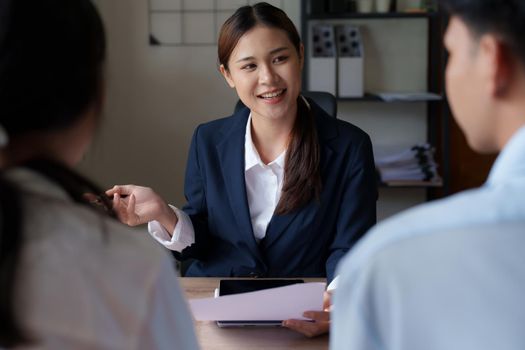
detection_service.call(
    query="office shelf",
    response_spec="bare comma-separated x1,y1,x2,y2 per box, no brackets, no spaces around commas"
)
379,180,443,188
337,93,383,102
338,92,443,102
301,2,449,201
306,11,438,20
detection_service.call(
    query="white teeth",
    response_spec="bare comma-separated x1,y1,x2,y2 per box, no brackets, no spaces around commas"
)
260,89,284,98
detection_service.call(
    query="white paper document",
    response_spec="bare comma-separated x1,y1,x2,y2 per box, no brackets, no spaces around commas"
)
188,282,326,321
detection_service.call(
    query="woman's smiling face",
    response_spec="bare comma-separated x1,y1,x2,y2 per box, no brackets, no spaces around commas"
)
220,25,304,123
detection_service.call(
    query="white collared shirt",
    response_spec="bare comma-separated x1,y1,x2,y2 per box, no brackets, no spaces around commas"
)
244,113,286,241
148,113,285,249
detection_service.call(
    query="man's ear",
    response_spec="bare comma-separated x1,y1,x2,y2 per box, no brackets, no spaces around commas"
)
219,64,235,88
480,34,512,97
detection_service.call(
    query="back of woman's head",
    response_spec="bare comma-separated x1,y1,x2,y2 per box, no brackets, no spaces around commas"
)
218,2,301,70
0,0,106,137
0,0,106,346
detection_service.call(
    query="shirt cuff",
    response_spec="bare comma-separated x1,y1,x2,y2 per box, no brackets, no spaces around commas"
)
327,275,339,291
148,205,195,252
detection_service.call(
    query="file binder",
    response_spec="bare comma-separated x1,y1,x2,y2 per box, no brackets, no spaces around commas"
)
336,25,364,98
308,24,337,95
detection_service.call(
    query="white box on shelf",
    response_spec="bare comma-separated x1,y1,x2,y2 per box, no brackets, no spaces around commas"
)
336,25,364,98
308,24,336,96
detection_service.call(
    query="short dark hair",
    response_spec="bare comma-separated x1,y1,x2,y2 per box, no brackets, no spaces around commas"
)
442,0,525,66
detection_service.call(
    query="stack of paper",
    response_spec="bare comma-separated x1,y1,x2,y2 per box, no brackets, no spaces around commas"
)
375,143,441,185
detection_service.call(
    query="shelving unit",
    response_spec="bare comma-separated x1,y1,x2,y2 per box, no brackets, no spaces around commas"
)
337,92,442,102
306,11,438,20
380,179,443,188
301,3,449,217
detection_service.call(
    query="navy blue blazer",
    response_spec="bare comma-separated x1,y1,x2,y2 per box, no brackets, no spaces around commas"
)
175,100,377,282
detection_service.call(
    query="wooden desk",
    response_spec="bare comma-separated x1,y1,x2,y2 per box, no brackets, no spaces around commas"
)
181,277,329,350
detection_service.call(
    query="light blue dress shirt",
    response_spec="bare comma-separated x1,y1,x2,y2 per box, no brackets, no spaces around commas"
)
332,126,525,350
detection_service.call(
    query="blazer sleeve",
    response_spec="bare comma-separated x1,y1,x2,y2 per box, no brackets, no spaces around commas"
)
325,133,377,282
173,125,212,261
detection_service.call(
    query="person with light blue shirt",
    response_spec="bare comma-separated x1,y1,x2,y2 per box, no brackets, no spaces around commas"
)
331,0,525,349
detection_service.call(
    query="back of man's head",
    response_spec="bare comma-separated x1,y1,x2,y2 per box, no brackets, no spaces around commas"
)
442,0,525,68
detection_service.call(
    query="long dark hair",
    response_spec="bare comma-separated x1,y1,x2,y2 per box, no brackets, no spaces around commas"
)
0,0,108,346
218,2,322,214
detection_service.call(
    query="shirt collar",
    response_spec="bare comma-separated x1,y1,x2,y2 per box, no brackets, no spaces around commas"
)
300,94,311,110
244,113,286,171
6,168,71,201
243,95,310,171
486,124,525,185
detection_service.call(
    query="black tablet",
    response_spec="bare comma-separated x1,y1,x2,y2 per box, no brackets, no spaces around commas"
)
217,279,304,327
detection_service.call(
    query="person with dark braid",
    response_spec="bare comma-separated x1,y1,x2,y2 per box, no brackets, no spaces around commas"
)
0,0,198,348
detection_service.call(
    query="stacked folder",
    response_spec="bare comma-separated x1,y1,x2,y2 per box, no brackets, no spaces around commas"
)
375,143,441,185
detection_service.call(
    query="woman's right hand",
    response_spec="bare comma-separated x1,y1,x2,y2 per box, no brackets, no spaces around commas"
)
106,185,178,234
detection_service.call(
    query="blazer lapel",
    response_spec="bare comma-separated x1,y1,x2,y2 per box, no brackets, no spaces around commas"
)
314,101,337,177
263,208,303,249
263,104,337,248
215,108,262,257
262,144,334,248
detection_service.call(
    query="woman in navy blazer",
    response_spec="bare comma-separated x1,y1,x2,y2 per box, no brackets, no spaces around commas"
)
109,3,376,285
178,99,377,282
